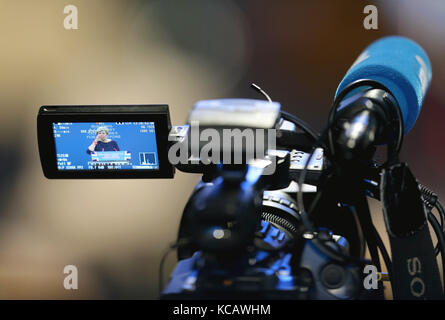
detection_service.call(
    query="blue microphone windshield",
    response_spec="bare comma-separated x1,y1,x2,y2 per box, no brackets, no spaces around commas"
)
335,36,432,134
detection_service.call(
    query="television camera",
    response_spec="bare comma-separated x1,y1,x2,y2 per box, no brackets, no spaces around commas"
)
37,36,445,300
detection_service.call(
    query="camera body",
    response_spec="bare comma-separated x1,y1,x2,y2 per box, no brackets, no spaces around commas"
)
37,100,368,300
162,186,364,300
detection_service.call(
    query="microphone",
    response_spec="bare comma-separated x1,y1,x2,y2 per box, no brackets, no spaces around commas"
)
336,36,432,134
333,37,444,299
331,36,432,159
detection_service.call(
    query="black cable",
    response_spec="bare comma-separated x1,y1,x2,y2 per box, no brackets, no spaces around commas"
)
350,206,367,258
420,184,438,209
300,80,404,275
297,128,328,227
433,202,445,256
296,86,403,269
297,108,348,225
435,202,445,256
159,245,175,297
372,224,393,297
158,239,191,297
431,207,443,256
295,132,371,265
251,83,328,231
252,82,387,268
354,195,382,272
280,110,320,142
435,201,445,233
307,189,324,216
249,83,320,143
268,108,361,265
372,224,392,278
278,111,353,266
427,212,445,290
297,92,378,220
418,185,445,256
293,106,377,265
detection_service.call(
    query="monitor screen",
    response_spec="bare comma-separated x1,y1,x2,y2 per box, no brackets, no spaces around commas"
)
53,122,159,171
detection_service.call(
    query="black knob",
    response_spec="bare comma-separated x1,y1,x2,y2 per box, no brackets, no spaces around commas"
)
320,264,346,289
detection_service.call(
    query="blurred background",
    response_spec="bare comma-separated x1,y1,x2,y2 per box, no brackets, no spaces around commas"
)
0,0,444,299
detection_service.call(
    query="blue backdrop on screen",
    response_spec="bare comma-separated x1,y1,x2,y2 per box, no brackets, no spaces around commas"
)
53,122,159,170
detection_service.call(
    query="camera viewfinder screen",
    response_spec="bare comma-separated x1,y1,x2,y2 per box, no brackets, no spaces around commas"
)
53,122,159,171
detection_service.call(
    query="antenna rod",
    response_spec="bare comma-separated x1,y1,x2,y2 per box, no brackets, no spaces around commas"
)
250,83,272,103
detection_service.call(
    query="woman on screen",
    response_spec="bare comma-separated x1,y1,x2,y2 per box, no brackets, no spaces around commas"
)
86,126,120,154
